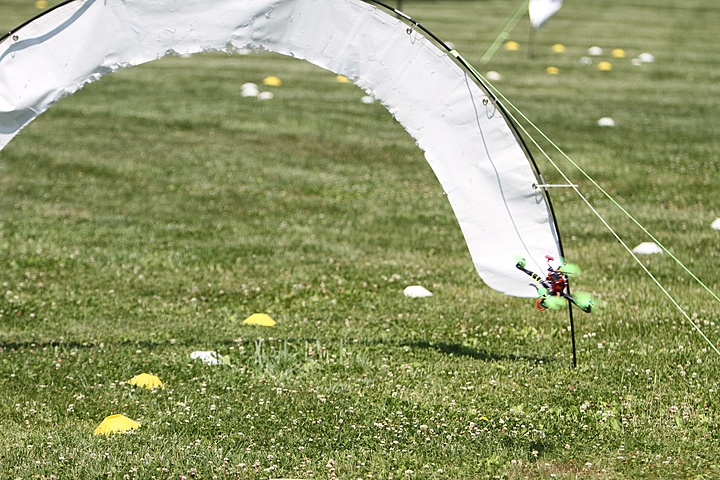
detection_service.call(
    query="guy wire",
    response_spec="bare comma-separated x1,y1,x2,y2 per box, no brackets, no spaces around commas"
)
478,0,529,65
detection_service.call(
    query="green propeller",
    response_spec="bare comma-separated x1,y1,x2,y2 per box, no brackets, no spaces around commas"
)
574,291,601,313
544,295,567,310
560,262,582,276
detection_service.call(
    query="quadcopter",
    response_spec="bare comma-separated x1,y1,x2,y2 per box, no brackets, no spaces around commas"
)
515,255,596,313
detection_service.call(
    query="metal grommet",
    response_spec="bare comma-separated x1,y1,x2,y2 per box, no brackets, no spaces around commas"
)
12,35,19,41
406,27,412,35
482,98,489,106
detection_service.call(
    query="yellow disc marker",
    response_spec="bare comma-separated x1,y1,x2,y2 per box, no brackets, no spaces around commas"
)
335,75,350,83
504,41,520,52
611,48,626,59
262,76,282,87
597,61,613,71
128,373,164,390
35,0,48,9
545,66,560,75
243,313,277,327
94,414,140,436
551,43,566,54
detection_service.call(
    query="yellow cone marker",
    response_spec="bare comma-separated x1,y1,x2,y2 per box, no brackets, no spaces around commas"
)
551,43,566,53
128,373,164,390
263,76,282,87
598,61,613,71
611,48,626,59
545,66,560,75
242,313,276,327
504,41,520,52
35,0,48,9
94,414,140,435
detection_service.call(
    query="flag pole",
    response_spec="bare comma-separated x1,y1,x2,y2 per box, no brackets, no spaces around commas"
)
528,27,537,59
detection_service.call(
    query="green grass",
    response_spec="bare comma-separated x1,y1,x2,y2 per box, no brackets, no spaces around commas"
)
1,0,720,478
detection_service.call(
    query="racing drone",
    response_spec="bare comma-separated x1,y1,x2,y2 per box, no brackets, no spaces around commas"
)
515,255,596,313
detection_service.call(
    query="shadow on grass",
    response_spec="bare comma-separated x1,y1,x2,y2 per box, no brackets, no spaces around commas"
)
0,337,556,367
211,336,559,366
407,340,557,365
0,339,100,351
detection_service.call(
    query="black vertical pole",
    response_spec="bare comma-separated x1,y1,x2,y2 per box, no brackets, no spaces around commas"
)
565,274,578,368
568,303,577,368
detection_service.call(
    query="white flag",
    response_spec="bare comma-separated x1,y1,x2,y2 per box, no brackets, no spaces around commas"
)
529,0,563,29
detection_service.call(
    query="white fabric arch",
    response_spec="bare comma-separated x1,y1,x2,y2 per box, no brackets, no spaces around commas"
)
0,0,561,297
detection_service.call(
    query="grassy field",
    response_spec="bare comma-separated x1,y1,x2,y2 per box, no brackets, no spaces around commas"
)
1,0,720,478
